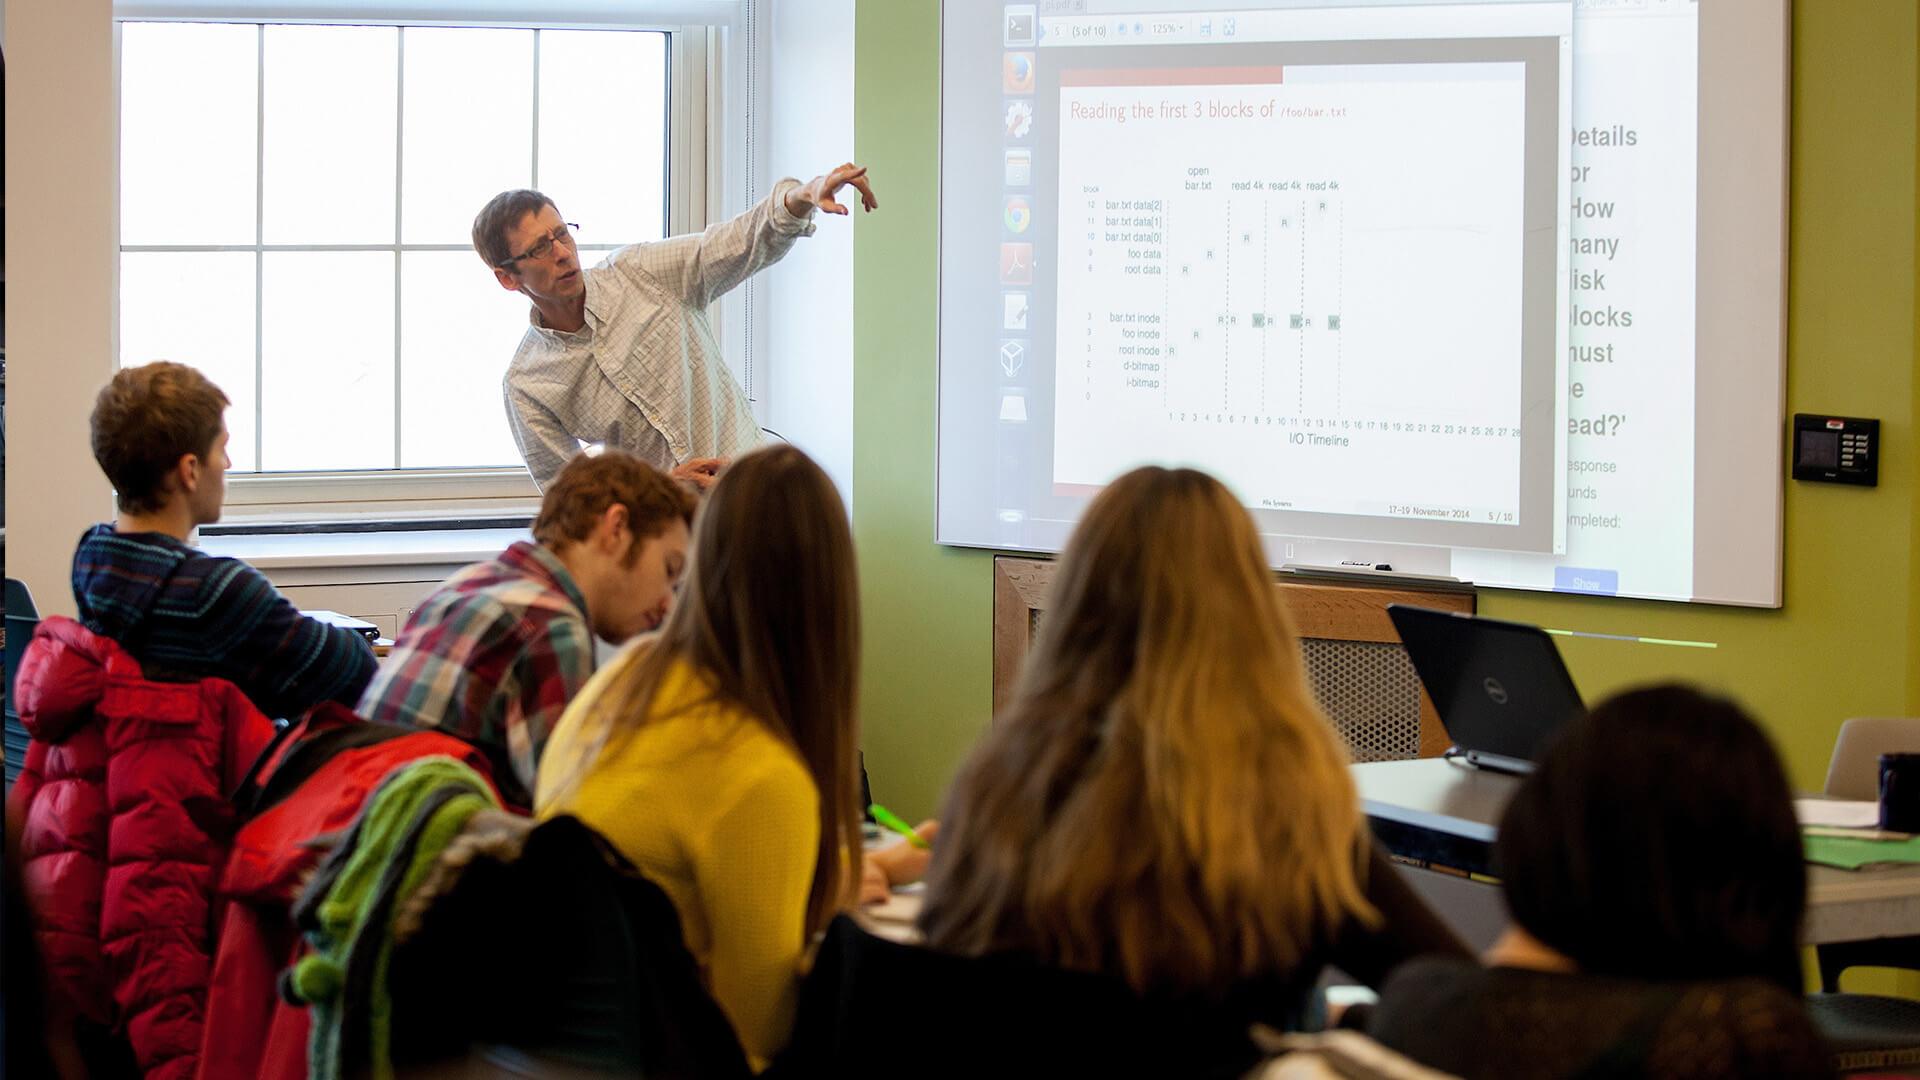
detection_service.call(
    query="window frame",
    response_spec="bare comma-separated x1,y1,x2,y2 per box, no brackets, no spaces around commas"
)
112,12,724,524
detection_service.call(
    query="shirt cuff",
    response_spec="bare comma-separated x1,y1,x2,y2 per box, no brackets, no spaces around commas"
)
770,177,818,238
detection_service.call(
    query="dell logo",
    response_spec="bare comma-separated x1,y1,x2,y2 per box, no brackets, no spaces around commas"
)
1483,677,1509,705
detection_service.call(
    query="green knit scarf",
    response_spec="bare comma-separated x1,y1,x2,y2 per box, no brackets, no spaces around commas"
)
289,756,498,1080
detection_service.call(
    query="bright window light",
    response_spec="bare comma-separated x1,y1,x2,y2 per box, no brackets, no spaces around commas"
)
117,21,672,476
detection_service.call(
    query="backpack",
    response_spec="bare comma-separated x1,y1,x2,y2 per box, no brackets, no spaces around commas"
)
199,704,501,1080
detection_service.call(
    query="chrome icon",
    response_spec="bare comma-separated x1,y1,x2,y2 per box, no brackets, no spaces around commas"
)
1004,195,1032,234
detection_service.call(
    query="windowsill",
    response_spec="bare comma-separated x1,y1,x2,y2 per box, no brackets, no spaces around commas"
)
198,525,529,570
200,516,532,538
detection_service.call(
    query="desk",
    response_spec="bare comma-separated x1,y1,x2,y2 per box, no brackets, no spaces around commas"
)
1355,758,1920,949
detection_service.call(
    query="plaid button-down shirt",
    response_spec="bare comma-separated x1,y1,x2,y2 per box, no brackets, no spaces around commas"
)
503,179,816,489
357,540,595,806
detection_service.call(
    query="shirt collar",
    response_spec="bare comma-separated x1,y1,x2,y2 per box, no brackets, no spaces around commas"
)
499,540,593,621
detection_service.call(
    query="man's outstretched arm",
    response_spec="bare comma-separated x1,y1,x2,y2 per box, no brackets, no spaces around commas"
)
613,163,878,309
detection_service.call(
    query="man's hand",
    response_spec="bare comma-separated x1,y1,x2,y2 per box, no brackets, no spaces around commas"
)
786,163,879,218
670,457,725,492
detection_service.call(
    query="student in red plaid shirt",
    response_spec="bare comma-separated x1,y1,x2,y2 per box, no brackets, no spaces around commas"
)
358,451,696,807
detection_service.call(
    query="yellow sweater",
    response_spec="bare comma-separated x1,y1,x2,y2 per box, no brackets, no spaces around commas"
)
534,650,820,1071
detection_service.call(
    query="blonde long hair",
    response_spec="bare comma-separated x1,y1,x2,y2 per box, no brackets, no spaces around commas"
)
538,444,862,940
917,467,1376,993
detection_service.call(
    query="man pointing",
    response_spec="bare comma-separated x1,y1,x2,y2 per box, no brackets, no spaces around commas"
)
476,164,877,490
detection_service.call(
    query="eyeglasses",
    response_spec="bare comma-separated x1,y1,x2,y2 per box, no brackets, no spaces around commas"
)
499,223,580,269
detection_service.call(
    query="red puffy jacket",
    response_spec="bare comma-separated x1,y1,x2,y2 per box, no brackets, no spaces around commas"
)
7,617,278,1080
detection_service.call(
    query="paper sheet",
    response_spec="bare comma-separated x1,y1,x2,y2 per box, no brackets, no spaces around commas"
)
1795,798,1881,829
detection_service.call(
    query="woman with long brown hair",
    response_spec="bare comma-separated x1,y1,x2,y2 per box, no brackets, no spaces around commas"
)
905,465,1465,1069
534,443,863,1070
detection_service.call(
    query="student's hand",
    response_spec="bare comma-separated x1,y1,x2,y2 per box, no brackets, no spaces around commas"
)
858,819,940,905
786,163,878,217
858,858,893,906
670,457,726,492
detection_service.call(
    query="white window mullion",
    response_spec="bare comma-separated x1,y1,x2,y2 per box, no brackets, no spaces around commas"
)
393,26,407,468
530,28,541,190
254,22,267,470
706,12,764,416
669,27,709,236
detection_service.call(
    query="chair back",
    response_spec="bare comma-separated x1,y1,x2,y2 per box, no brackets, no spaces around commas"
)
388,814,751,1079
776,915,1302,1078
4,577,42,789
1824,717,1920,800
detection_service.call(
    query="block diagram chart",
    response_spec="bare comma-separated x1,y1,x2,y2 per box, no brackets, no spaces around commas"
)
1153,179,1348,419
1052,64,1541,526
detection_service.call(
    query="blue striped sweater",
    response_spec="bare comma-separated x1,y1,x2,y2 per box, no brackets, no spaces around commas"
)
71,524,377,720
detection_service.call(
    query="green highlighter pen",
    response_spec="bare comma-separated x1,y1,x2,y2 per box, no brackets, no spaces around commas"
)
868,803,931,850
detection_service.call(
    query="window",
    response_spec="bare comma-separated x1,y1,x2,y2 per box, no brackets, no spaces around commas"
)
117,21,673,489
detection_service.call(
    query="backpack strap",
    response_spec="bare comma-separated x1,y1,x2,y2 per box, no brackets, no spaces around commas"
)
229,708,420,820
228,716,306,813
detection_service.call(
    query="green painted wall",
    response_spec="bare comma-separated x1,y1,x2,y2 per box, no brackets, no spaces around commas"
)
855,1,1920,819
852,0,992,819
1912,8,1920,735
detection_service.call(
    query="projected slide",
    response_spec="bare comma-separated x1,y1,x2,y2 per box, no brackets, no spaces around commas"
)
937,1,1791,605
940,0,1573,556
1051,63,1532,527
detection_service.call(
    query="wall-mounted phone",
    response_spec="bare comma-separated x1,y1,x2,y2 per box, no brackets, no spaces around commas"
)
1791,414,1879,487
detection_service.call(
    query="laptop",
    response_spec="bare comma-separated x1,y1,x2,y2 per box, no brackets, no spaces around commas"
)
304,609,382,644
1387,605,1585,774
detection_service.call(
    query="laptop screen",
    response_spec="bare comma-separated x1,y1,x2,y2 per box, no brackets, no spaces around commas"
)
1388,605,1584,765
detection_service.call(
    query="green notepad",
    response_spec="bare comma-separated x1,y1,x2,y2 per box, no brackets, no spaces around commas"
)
1805,832,1920,871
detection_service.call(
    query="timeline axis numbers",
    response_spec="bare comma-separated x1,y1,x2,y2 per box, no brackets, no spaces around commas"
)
1161,412,1522,438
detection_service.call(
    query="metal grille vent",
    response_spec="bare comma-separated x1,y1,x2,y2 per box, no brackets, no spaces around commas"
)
1301,638,1422,762
1031,611,1420,761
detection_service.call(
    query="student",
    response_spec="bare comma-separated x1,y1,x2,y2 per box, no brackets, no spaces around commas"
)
479,165,877,492
358,450,695,808
782,466,1466,1077
73,361,375,718
534,444,865,1071
1366,685,1831,1078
